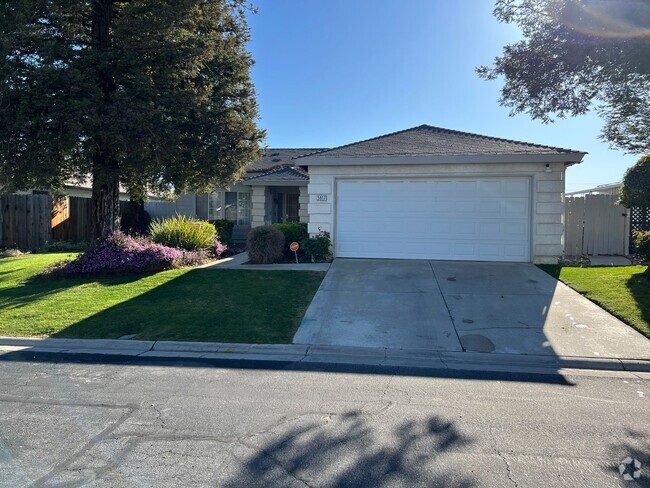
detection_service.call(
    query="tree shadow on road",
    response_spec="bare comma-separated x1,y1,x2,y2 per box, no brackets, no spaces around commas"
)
225,410,477,487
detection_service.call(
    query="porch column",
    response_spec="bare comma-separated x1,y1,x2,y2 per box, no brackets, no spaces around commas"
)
298,186,309,224
251,186,266,228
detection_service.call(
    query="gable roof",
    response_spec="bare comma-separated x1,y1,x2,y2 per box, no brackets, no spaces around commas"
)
244,166,309,185
246,148,325,172
296,125,585,164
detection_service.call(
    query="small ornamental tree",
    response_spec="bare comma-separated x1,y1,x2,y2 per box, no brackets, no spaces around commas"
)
0,1,264,239
619,155,650,210
621,155,650,278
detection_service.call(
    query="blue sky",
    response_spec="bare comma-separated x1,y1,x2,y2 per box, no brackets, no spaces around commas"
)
247,0,637,192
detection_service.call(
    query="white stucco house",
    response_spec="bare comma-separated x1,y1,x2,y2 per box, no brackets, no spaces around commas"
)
168,125,586,264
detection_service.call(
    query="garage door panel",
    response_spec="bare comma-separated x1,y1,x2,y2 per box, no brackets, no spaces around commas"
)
336,178,530,262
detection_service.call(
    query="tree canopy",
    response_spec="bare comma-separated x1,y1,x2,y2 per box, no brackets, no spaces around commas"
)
478,0,650,154
0,0,264,237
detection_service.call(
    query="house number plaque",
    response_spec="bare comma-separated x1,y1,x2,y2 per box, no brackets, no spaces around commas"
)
316,194,328,202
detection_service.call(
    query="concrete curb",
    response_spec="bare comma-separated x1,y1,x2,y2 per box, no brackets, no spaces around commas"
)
0,336,648,376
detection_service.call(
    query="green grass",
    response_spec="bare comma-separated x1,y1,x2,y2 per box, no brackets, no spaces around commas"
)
539,265,650,339
0,253,325,343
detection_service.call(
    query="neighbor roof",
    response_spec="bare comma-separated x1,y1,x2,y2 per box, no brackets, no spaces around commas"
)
244,166,309,185
296,125,585,162
246,148,325,172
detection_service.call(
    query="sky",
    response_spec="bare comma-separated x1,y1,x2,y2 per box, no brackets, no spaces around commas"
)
247,0,638,193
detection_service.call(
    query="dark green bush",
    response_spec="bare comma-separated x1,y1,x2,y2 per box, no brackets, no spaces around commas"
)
120,201,152,236
302,230,332,263
210,219,235,246
634,231,650,261
272,222,308,259
247,225,285,264
149,215,217,251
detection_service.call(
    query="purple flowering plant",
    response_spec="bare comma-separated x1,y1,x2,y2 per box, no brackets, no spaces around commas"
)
41,232,227,279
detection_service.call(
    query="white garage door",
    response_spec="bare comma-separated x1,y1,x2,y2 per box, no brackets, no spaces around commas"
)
336,178,531,262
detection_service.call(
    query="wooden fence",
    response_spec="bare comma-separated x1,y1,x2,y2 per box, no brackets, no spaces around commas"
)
2,195,146,250
0,194,52,250
565,194,629,256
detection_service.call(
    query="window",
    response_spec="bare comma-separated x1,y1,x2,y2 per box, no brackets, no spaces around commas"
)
237,192,252,225
208,192,222,220
285,193,299,222
224,191,252,225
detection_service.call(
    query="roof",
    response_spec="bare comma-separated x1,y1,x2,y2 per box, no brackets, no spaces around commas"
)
246,148,325,172
296,125,585,161
244,166,309,185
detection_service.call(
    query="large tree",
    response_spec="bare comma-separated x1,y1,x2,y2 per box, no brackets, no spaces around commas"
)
477,0,650,154
0,0,264,238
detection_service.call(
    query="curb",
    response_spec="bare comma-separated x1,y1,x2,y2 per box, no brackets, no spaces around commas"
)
1,337,649,376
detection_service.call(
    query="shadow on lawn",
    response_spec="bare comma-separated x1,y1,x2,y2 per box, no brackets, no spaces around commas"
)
223,410,477,487
0,273,148,311
626,269,650,337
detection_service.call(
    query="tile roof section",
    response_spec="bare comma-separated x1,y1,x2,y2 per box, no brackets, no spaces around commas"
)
296,125,584,159
246,148,325,172
244,166,310,183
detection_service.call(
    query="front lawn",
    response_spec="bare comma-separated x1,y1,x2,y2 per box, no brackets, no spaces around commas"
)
0,253,325,343
539,265,650,339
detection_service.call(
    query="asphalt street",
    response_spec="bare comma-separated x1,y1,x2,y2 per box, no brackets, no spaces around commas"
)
0,352,648,487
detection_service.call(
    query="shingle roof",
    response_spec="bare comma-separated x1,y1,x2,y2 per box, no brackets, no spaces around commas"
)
244,166,309,183
296,125,584,159
246,148,325,172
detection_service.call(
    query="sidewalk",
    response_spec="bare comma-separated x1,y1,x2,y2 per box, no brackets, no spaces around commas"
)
200,252,330,272
1,336,648,377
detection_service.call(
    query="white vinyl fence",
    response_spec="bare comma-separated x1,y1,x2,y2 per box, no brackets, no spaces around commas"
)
564,194,629,257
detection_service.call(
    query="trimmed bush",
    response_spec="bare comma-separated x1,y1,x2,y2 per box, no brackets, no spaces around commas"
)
247,225,285,264
150,215,216,251
40,232,207,278
272,222,308,259
210,219,235,246
302,230,332,263
634,231,650,260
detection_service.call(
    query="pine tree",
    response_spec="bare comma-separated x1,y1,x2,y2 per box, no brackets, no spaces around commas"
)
0,0,264,238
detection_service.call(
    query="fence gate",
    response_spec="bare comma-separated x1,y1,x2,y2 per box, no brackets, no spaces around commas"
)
564,194,629,256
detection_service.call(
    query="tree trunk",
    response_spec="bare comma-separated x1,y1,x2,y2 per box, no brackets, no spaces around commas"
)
90,0,119,241
91,154,120,240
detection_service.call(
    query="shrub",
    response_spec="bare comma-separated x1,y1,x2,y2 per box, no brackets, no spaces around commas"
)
121,201,152,236
209,219,235,246
271,222,308,259
149,215,216,251
40,232,207,278
247,225,285,264
634,231,650,261
302,230,332,263
39,240,88,253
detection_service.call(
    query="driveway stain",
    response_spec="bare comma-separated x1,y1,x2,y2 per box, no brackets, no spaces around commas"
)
459,334,496,353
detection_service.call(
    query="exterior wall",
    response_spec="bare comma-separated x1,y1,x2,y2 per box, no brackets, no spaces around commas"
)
299,186,309,224
175,192,197,217
307,162,566,264
251,186,266,228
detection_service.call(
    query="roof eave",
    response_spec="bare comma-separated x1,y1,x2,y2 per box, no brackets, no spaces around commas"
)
299,153,587,166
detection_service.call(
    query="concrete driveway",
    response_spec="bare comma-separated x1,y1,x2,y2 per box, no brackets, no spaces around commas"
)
293,259,650,359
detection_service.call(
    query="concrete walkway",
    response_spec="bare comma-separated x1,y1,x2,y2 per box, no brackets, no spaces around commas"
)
0,336,648,376
294,259,650,360
201,252,330,272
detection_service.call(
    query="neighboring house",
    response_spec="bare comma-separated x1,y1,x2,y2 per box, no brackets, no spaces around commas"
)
565,182,621,196
173,124,585,264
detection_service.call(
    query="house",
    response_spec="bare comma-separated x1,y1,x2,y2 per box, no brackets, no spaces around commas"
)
172,124,587,264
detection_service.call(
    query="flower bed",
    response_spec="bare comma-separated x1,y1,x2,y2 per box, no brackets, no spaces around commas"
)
41,232,223,279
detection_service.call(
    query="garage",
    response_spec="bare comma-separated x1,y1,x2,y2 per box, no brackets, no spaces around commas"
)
336,177,531,262
296,124,586,264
